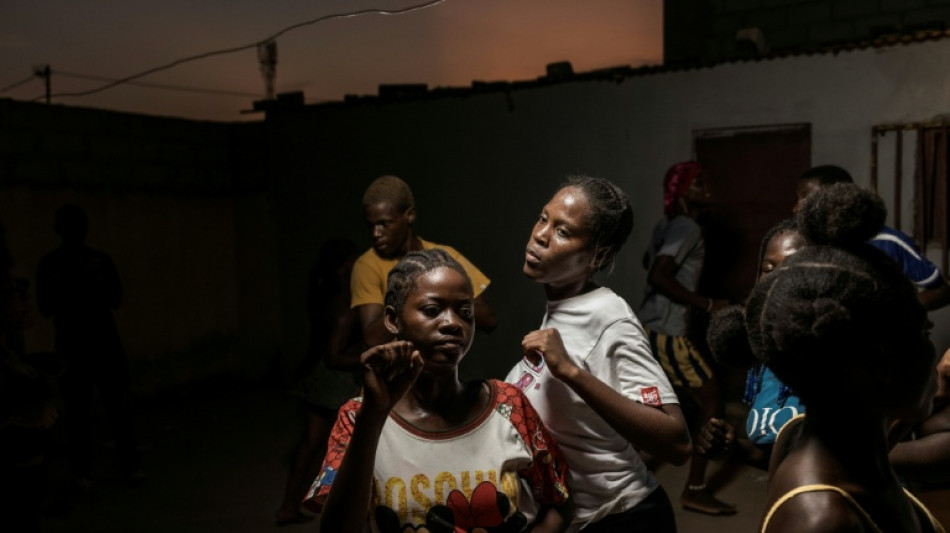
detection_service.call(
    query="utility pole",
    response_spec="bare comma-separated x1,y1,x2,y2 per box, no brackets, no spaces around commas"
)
257,41,277,101
33,64,51,103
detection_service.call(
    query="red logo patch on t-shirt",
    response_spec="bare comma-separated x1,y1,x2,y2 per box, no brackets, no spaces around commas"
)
641,386,661,406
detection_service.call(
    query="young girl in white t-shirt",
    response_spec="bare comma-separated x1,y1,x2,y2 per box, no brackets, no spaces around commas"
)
307,249,572,533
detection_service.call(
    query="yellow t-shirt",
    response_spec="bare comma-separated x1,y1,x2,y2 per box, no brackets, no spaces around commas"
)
350,238,490,308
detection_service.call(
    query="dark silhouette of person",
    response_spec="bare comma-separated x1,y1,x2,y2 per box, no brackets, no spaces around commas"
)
274,237,363,525
35,204,142,487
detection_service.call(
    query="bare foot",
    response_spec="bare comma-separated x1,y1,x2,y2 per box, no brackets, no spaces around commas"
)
681,488,737,516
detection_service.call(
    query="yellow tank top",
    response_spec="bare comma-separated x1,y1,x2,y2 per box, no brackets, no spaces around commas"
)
761,484,945,533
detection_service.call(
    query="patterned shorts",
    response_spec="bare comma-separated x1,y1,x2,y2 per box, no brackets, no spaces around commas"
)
646,328,714,388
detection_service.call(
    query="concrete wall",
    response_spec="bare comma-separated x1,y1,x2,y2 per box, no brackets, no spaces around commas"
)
0,100,279,395
5,36,950,394
266,38,950,382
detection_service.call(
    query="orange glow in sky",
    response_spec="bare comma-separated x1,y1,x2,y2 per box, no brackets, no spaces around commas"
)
1,0,662,122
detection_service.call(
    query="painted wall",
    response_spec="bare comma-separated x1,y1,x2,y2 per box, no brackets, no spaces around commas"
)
0,101,280,395
266,39,950,381
5,37,950,396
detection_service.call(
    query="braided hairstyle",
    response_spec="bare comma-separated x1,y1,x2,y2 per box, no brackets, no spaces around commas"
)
709,184,931,411
385,249,472,314
558,175,633,273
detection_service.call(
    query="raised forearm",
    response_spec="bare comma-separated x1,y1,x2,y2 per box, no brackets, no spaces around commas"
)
319,409,388,533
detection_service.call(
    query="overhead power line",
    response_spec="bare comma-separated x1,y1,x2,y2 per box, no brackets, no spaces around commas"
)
0,75,37,94
55,70,262,98
30,0,447,102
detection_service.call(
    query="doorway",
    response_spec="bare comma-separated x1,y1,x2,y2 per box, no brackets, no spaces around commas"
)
691,123,811,400
693,123,811,303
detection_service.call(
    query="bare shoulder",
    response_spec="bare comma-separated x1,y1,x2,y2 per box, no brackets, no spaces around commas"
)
768,414,805,477
764,489,869,533
917,399,950,435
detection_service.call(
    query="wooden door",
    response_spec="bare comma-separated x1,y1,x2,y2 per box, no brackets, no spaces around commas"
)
694,124,811,304
692,124,811,400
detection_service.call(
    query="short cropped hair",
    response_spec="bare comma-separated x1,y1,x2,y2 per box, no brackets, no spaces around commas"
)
362,175,415,212
799,165,854,185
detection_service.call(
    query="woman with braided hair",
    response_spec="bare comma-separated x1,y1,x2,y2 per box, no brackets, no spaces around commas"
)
305,249,572,533
708,183,945,532
508,175,690,532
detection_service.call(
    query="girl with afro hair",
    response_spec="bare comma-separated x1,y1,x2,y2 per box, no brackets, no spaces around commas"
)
708,183,944,532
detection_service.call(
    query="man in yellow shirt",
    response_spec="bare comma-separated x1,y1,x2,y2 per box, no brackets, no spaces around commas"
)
351,175,497,347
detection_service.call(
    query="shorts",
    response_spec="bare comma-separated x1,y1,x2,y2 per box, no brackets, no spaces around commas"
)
294,360,361,411
646,328,714,388
582,486,677,533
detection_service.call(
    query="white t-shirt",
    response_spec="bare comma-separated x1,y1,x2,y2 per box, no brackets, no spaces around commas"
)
639,215,705,336
505,287,679,531
304,380,570,532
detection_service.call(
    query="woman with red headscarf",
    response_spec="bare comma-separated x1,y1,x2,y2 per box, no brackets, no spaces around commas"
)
638,161,734,516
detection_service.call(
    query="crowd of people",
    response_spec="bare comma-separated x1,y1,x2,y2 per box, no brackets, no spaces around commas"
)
280,166,950,532
3,161,949,532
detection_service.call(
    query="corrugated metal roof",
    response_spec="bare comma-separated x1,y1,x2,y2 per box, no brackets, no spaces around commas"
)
268,28,950,112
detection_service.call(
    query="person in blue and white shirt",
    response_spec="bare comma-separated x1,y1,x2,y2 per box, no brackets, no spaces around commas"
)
794,164,950,310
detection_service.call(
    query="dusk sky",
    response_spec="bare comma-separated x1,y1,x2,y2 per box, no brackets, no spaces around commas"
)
0,1,662,122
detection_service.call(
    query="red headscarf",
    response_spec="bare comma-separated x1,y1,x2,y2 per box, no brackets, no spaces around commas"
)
663,161,704,215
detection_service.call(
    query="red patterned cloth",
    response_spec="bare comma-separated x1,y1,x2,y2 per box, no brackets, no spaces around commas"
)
304,379,570,532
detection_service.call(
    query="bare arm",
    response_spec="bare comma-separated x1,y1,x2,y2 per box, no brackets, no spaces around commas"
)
522,328,692,465
648,255,727,312
356,303,395,348
324,306,363,370
919,281,950,311
890,397,950,482
697,417,769,470
318,407,386,533
319,342,423,533
890,347,950,481
474,295,498,333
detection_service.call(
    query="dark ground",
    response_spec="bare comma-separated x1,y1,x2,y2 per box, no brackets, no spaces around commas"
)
34,379,947,533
